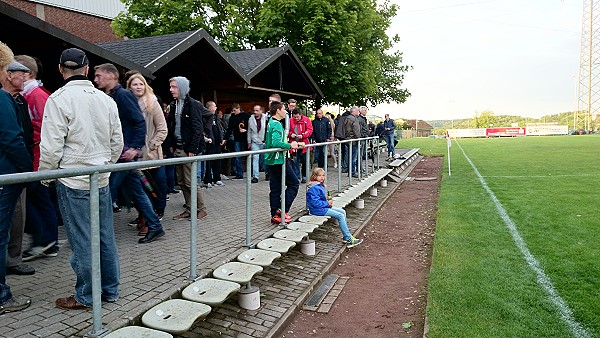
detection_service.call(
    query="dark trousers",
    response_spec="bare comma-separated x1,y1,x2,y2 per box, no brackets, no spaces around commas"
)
314,145,326,168
268,161,299,216
25,181,58,248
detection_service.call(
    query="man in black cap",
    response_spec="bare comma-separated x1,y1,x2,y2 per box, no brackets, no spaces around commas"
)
0,40,33,315
39,47,124,310
1,60,36,277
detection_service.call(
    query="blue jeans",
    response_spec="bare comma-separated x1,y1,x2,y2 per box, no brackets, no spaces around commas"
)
268,160,299,216
383,133,395,156
341,143,348,171
325,207,351,241
26,182,58,249
293,151,308,180
165,165,176,192
233,141,244,177
314,145,326,168
110,170,162,232
0,183,24,303
250,143,265,179
56,183,119,306
348,141,358,175
146,167,167,214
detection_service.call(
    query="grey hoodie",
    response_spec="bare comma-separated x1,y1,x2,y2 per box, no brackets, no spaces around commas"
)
171,76,190,143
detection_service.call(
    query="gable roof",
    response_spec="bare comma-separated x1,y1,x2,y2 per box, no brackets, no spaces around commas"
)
228,47,282,76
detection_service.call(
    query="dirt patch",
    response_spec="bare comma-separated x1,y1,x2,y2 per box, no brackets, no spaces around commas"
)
280,156,442,338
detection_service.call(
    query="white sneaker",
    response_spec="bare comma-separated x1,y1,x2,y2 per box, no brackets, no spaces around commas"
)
221,175,231,180
215,181,225,186
333,163,338,168
206,183,213,188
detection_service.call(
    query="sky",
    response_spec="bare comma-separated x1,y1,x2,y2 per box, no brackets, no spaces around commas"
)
369,0,583,121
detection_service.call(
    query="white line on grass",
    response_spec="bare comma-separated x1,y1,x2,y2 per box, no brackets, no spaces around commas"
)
456,141,591,338
483,174,600,179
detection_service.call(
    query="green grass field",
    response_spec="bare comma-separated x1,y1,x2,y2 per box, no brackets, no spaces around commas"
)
400,135,600,338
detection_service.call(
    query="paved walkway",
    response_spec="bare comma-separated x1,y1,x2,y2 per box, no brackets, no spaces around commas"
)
0,156,402,338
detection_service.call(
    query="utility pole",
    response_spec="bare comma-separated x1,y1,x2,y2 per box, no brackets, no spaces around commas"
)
577,0,600,132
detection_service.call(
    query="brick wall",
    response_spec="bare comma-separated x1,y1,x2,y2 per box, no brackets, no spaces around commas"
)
1,0,121,42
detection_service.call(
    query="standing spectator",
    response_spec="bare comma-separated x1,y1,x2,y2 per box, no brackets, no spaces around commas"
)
94,63,165,244
358,106,369,172
247,105,267,183
224,103,250,179
289,109,313,183
2,60,36,276
265,101,302,224
311,108,332,168
0,41,33,314
382,114,396,160
165,76,209,221
335,110,351,172
204,101,225,187
39,48,123,309
343,106,361,177
15,55,60,261
325,112,338,168
216,109,230,181
126,73,168,234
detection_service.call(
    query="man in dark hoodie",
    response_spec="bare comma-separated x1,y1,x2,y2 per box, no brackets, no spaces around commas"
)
94,63,165,244
165,76,210,221
224,103,251,179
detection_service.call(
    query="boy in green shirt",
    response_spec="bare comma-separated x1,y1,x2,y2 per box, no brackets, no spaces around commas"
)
265,101,303,224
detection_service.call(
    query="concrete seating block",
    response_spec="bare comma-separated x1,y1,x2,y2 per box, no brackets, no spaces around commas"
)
298,215,329,225
104,326,173,338
237,249,281,267
213,262,263,284
286,222,319,233
141,299,211,334
256,238,296,253
182,278,240,306
273,229,309,243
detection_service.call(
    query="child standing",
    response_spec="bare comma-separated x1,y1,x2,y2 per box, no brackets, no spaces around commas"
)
306,168,363,248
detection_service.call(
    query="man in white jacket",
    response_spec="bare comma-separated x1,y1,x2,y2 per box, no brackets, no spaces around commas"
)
247,105,267,183
39,48,123,310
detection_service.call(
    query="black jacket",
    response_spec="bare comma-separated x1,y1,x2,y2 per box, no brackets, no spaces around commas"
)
225,112,251,143
358,114,369,138
166,95,211,155
311,116,332,142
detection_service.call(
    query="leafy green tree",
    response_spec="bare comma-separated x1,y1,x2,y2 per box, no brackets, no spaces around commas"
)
111,0,410,107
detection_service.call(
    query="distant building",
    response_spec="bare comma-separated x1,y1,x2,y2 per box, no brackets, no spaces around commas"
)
1,0,124,42
405,119,433,137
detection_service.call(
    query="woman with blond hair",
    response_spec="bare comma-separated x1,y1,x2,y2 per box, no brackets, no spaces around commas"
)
126,73,168,234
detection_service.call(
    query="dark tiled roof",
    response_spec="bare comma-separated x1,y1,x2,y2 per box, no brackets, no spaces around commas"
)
98,31,196,67
227,47,282,76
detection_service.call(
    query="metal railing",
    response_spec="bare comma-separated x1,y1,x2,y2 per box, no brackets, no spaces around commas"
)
0,136,383,337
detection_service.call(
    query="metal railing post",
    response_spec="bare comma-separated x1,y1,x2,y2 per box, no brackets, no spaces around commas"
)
87,172,108,337
324,144,328,181
337,142,342,193
305,146,311,182
188,160,199,280
245,155,253,247
357,139,362,181
348,140,353,186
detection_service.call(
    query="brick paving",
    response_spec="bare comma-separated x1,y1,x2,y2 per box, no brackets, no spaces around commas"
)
0,157,402,338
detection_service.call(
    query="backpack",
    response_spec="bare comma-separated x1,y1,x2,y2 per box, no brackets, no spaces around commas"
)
334,114,347,140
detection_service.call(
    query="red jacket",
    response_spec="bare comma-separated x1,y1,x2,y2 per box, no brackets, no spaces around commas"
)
22,81,50,171
288,115,313,153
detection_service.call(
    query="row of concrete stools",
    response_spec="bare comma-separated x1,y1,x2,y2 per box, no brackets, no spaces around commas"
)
104,214,330,337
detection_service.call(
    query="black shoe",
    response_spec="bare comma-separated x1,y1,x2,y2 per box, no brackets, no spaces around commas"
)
7,264,35,275
233,176,243,179
156,212,164,221
301,178,306,183
0,296,31,315
128,217,141,226
265,174,270,181
167,189,181,194
138,229,165,244
112,202,121,213
341,169,348,173
251,177,258,183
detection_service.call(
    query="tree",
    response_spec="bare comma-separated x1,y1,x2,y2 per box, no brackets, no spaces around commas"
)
111,0,410,106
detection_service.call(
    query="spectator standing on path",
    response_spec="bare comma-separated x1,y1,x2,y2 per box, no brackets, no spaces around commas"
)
289,109,313,183
15,55,60,261
247,104,267,183
325,112,338,168
343,106,361,177
39,48,124,310
335,110,350,172
0,41,33,315
126,73,168,234
311,108,332,168
94,63,165,244
382,113,396,160
224,103,251,179
165,76,209,221
265,101,302,224
306,167,363,248
358,106,369,171
203,101,225,187
1,60,36,277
